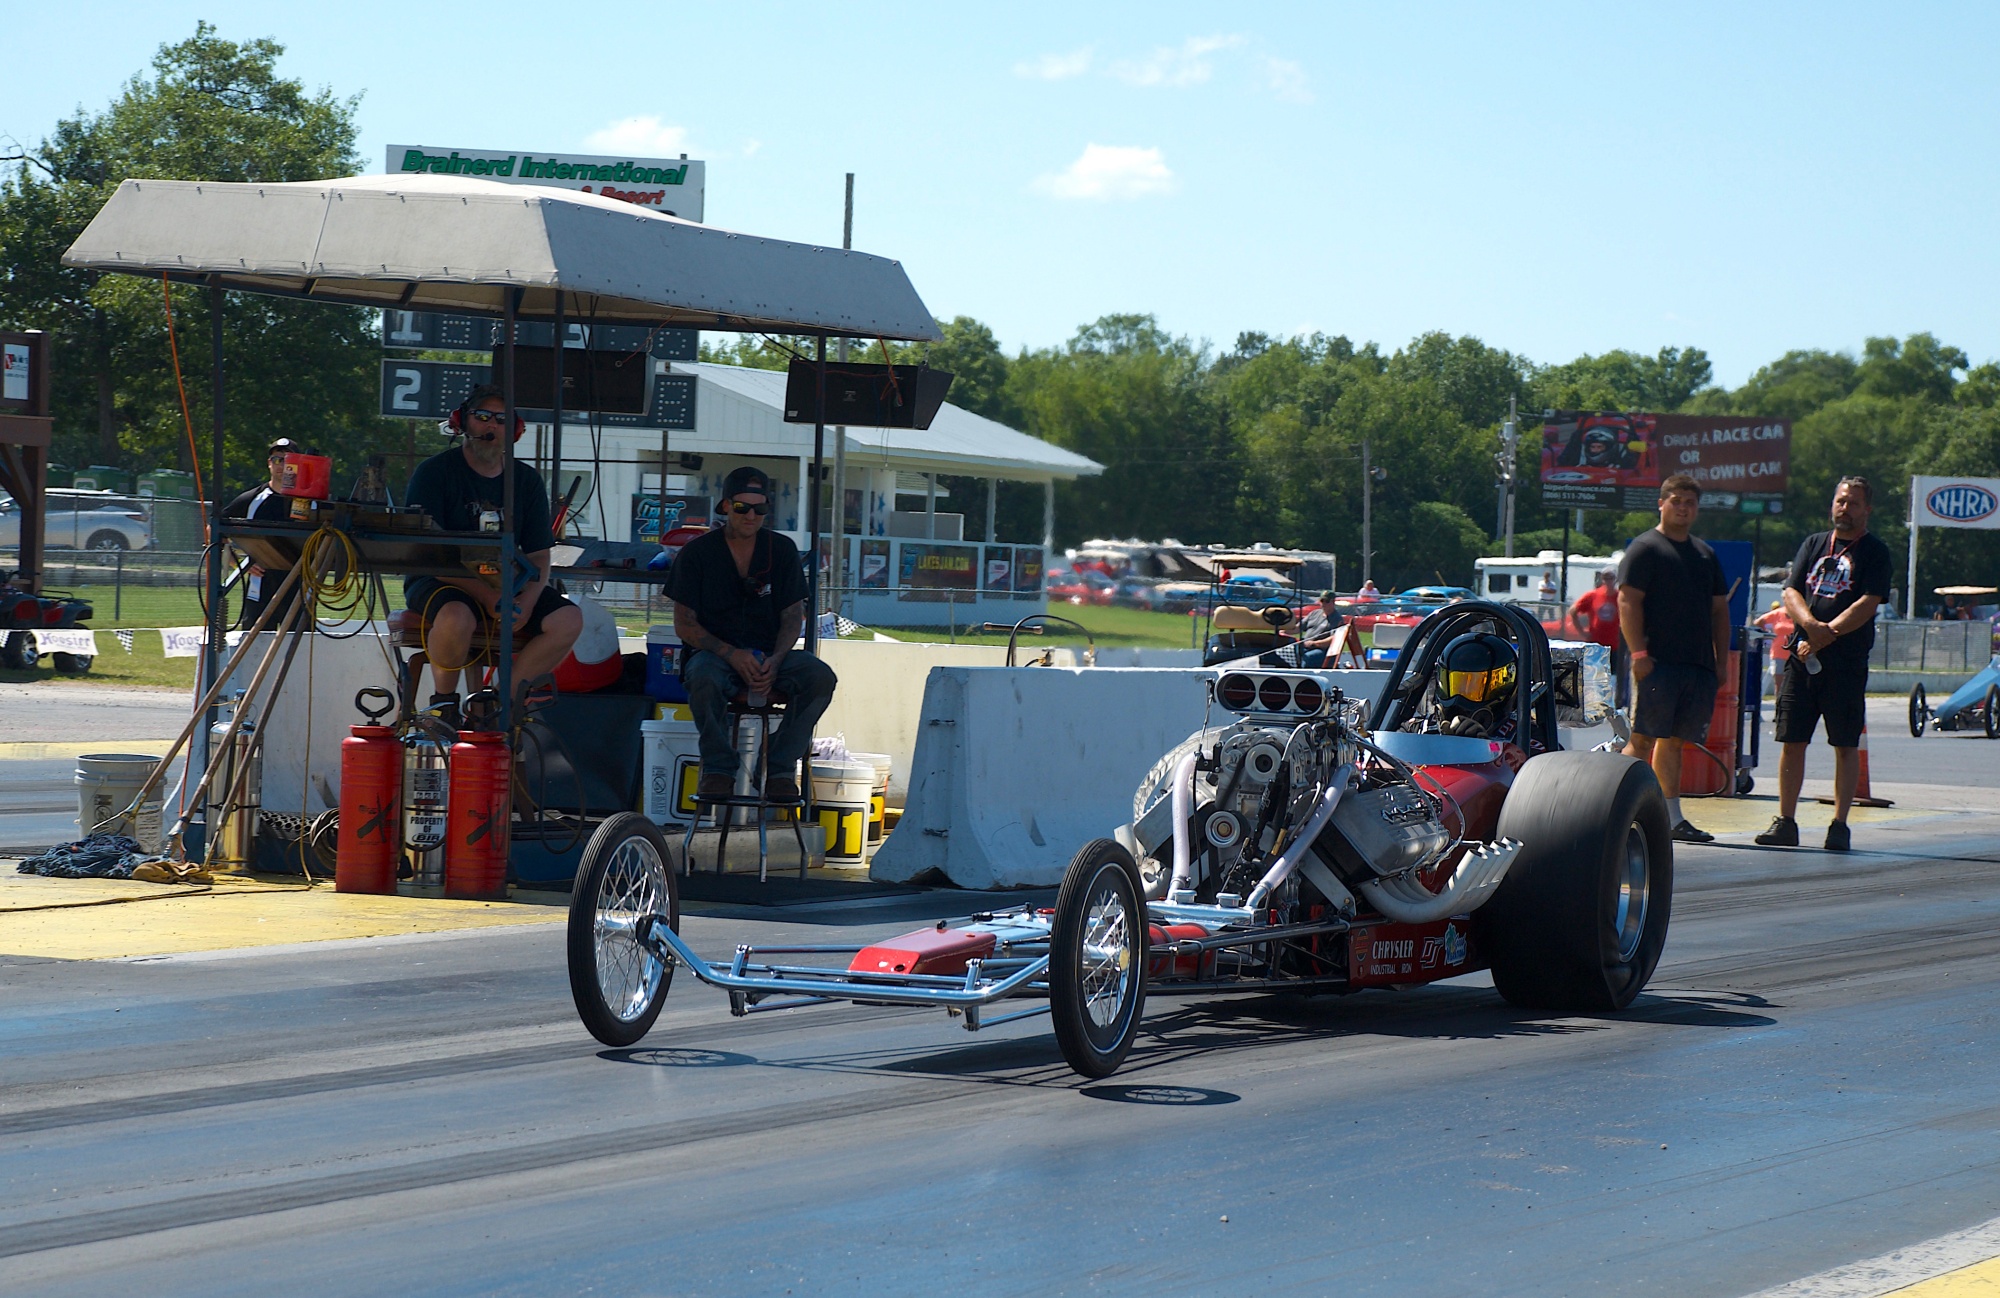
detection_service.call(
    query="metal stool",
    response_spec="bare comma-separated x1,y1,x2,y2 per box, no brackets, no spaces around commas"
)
681,693,812,882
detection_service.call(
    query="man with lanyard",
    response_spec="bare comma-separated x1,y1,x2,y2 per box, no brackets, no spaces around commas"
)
402,385,581,729
1618,473,1731,845
668,467,837,800
1297,591,1347,667
1567,565,1627,707
1756,476,1891,852
223,437,306,630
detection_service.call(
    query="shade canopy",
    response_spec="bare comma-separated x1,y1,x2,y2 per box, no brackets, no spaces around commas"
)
62,173,942,341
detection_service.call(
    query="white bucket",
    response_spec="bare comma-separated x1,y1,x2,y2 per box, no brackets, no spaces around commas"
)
811,758,874,865
847,751,893,844
75,753,164,851
640,718,702,830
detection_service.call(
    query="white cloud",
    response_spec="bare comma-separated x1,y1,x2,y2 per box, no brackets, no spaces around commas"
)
1261,56,1313,105
1032,144,1176,202
742,138,762,158
583,115,692,157
1108,34,1245,88
1014,47,1092,80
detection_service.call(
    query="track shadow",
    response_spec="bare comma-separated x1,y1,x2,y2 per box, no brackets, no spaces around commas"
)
1080,1083,1239,1106
599,1046,756,1068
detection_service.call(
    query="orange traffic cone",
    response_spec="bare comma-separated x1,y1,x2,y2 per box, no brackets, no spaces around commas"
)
1816,724,1893,809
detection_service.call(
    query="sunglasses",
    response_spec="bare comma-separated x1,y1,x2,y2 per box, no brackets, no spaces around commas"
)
727,500,769,516
468,409,510,425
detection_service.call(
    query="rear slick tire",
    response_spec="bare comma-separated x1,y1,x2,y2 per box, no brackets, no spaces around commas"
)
1475,751,1672,1013
1050,838,1149,1079
567,813,680,1047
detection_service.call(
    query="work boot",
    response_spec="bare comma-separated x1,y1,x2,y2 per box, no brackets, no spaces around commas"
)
697,773,734,799
426,692,461,732
1824,819,1851,852
1754,816,1799,847
1671,819,1715,844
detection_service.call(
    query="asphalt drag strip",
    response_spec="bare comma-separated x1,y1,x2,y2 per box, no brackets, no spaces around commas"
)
4,804,2000,1295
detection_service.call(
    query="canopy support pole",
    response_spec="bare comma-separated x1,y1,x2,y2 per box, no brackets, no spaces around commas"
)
197,283,227,788
1907,488,1920,619
550,290,565,531
806,335,825,653
499,287,520,736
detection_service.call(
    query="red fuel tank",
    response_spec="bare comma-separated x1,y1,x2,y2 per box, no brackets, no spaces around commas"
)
445,731,510,900
1147,923,1215,980
336,724,401,894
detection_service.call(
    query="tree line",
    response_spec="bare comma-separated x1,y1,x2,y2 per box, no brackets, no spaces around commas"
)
6,26,1996,601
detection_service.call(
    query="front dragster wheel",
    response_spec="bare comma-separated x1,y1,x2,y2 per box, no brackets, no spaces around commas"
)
1985,686,1999,739
1909,683,1928,738
1474,752,1672,1013
1050,839,1149,1079
568,813,680,1047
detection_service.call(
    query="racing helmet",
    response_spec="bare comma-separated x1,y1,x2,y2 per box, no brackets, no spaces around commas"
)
1580,425,1622,466
1436,632,1518,724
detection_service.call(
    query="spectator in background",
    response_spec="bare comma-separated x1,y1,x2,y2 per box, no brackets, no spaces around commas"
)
1619,473,1731,845
1567,566,1627,707
1298,591,1347,667
1755,599,1794,697
1756,476,1892,853
1538,571,1558,602
1358,579,1381,600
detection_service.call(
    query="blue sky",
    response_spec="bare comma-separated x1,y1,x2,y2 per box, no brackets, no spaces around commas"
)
6,2,1998,386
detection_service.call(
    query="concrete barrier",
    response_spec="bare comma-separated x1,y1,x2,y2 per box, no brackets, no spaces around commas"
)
870,666,1389,890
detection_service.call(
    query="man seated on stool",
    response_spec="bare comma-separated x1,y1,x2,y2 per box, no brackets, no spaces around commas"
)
402,384,582,728
668,466,837,801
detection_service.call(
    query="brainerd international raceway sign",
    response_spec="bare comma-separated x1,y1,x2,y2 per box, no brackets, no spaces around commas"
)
1540,412,1791,513
386,144,706,222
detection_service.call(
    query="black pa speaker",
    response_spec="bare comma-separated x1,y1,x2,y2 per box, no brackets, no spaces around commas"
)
492,345,649,415
783,360,953,430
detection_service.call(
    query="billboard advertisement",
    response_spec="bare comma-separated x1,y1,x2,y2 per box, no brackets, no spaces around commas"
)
385,144,705,222
897,542,978,602
1911,476,2000,531
1540,412,1790,513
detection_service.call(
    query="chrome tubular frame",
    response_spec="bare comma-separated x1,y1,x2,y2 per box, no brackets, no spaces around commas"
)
639,919,1054,1017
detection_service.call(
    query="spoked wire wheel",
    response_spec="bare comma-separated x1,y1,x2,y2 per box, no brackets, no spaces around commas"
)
568,813,680,1046
1050,839,1149,1078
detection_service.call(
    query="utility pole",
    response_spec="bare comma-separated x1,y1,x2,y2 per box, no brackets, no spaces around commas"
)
830,173,853,617
1497,394,1519,557
1361,436,1372,589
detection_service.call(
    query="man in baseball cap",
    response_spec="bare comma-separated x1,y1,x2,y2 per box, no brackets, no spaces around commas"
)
666,466,837,800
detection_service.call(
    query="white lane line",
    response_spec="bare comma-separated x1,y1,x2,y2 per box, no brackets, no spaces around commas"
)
1742,1215,2000,1297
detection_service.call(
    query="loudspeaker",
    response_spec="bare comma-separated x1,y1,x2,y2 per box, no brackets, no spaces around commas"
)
492,345,648,415
783,361,953,430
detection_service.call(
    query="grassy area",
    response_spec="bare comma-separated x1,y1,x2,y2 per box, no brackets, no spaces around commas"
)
873,602,1201,650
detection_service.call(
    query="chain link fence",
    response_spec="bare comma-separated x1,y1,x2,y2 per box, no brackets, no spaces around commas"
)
1871,620,1999,674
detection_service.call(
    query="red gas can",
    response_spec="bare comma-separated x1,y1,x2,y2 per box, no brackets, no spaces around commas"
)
336,724,402,894
445,731,511,900
276,451,332,500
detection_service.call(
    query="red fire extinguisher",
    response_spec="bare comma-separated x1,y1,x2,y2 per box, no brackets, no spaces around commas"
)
446,729,511,900
337,689,402,894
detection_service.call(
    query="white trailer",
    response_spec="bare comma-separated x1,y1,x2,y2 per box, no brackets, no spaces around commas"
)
1473,550,1621,606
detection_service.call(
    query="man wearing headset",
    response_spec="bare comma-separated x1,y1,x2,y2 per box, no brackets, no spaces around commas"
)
668,466,837,800
402,385,581,727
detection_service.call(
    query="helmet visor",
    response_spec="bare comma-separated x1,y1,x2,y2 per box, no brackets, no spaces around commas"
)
1445,663,1515,704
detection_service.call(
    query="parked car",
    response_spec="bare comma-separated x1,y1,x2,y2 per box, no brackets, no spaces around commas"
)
1112,576,1164,609
1049,568,1116,606
0,490,154,551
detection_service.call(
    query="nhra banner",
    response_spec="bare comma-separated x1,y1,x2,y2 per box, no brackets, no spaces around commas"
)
1540,412,1790,513
1911,476,2000,530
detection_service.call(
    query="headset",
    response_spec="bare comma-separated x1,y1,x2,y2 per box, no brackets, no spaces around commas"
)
446,386,526,442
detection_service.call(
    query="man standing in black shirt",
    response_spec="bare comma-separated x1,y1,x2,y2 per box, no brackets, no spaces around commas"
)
402,386,581,725
1755,476,1892,852
224,437,307,630
668,466,837,800
1618,473,1731,844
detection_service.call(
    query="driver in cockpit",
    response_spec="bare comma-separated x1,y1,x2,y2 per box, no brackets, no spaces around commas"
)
1419,632,1519,740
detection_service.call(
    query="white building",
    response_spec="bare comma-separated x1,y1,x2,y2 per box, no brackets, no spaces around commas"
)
523,361,1103,627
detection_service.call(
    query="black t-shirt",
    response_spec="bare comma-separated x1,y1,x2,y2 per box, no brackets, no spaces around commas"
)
1787,529,1892,668
666,525,808,655
403,448,557,551
225,484,293,523
224,484,301,627
1619,528,1726,671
